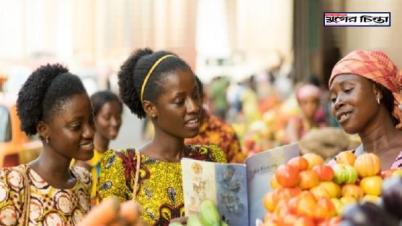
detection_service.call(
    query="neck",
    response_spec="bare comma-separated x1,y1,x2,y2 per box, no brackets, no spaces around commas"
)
358,114,402,155
94,133,109,153
143,125,187,162
29,146,73,187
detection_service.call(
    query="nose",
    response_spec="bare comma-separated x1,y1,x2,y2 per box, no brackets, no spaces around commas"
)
186,97,201,114
83,122,95,139
110,116,121,127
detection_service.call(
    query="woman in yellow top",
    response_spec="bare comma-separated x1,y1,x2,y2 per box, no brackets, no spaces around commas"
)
97,48,227,226
74,91,123,204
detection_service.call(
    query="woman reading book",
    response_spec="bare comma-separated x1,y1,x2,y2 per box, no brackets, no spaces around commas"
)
97,48,226,225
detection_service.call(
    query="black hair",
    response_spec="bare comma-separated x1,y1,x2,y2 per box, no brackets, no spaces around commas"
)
16,63,87,136
118,48,192,119
90,91,123,117
194,75,203,95
374,82,399,125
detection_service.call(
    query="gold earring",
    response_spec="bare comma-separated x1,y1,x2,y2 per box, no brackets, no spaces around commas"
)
377,97,380,105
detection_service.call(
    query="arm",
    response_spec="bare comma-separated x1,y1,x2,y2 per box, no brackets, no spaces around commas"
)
97,150,131,202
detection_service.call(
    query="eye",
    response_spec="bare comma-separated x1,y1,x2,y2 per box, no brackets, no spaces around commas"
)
344,87,353,93
174,99,185,105
71,124,82,131
330,95,337,103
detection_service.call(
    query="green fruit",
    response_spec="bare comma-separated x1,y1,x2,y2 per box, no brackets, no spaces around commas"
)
221,221,229,226
199,200,221,226
169,223,184,226
333,164,358,184
187,215,204,226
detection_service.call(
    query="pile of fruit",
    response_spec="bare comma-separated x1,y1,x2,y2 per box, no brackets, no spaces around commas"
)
169,200,227,226
262,152,402,226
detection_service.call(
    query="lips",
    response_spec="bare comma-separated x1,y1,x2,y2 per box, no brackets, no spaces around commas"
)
185,117,200,129
80,142,94,151
336,111,351,124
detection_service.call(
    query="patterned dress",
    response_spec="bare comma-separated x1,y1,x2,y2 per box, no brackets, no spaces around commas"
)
185,108,243,163
0,165,92,225
97,145,226,226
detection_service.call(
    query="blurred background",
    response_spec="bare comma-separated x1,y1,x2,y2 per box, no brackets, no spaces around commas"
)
0,0,401,160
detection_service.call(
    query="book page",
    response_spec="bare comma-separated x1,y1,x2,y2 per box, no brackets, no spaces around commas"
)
181,159,248,226
245,143,299,224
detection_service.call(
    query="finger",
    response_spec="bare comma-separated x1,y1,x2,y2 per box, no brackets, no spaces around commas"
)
78,198,121,226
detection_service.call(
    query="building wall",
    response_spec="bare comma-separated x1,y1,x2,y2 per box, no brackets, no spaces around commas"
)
341,0,401,65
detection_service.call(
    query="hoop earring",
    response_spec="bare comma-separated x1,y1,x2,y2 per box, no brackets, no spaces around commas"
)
377,96,380,105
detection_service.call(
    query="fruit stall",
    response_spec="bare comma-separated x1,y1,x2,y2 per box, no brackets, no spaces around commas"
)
261,152,402,226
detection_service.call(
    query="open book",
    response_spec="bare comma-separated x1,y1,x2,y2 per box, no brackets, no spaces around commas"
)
181,143,299,226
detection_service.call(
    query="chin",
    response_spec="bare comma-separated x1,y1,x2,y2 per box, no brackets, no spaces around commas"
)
76,152,95,161
185,130,200,139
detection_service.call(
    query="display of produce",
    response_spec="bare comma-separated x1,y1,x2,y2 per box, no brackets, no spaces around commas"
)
261,152,402,226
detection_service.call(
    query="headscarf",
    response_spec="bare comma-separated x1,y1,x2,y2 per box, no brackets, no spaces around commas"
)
328,50,402,125
295,84,321,102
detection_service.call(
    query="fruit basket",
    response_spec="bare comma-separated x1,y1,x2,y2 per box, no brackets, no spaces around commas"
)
260,152,402,226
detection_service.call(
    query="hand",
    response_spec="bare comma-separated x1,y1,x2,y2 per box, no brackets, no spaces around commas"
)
170,216,188,225
78,198,143,226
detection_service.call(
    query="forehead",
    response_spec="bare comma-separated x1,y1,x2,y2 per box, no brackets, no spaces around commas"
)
160,69,196,91
330,74,370,89
52,94,92,118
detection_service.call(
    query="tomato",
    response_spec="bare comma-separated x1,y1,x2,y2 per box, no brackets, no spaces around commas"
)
319,181,341,198
294,216,315,226
336,151,356,166
275,187,302,202
354,153,381,178
264,218,279,226
310,186,331,199
273,200,290,222
288,157,309,171
275,164,300,188
303,153,324,169
313,165,335,181
270,175,281,189
299,170,320,190
282,214,298,226
315,197,336,219
360,175,382,196
332,164,358,184
296,192,318,218
341,184,364,200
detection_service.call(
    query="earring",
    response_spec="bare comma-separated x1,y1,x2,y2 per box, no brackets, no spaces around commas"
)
377,96,380,105
45,136,49,144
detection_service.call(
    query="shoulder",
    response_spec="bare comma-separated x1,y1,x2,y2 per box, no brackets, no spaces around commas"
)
189,145,227,163
100,148,139,168
0,165,27,190
71,166,92,185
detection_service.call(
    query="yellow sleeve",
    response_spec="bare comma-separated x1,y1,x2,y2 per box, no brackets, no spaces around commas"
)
208,144,228,163
97,149,129,202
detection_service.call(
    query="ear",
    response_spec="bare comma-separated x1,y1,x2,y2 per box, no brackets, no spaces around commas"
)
36,121,49,139
372,83,383,99
142,100,158,118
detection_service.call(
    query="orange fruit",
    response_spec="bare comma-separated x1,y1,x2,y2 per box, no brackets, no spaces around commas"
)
270,175,281,189
313,165,335,181
360,175,382,196
263,191,278,212
354,153,381,178
341,184,364,200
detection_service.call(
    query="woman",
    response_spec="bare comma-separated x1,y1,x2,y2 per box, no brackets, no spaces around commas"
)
329,50,402,169
74,91,123,204
285,83,326,143
0,64,95,225
97,48,226,225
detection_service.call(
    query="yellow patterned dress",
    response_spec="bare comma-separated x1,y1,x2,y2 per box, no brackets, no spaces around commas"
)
0,165,92,225
97,145,226,226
